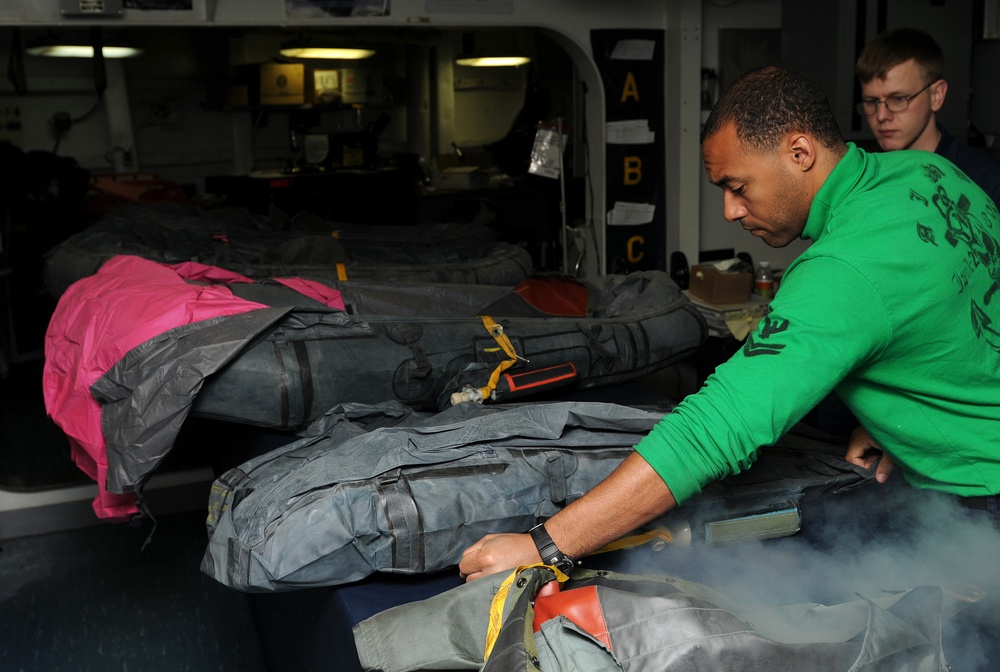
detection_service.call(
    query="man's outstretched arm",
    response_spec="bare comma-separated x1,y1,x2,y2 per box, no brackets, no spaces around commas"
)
457,452,678,581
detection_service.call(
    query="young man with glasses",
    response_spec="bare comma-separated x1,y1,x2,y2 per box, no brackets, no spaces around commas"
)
855,27,1000,209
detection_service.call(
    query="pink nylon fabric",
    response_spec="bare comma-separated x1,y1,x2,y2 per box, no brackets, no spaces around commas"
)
273,277,346,310
42,256,268,520
166,260,254,284
166,260,346,310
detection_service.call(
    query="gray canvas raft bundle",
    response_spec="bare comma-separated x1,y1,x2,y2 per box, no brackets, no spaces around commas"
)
201,401,660,592
281,209,500,246
46,255,705,517
93,269,705,498
353,566,959,671
201,269,708,421
43,203,533,297
201,401,871,592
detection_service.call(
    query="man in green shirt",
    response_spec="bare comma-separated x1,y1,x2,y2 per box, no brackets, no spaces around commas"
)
458,65,1000,582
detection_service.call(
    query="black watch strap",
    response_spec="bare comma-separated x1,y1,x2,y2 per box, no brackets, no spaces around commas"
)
529,523,575,572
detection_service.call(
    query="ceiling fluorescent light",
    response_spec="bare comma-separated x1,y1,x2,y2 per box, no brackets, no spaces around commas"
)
26,35,143,59
455,32,529,68
279,46,375,60
27,44,143,59
455,55,530,67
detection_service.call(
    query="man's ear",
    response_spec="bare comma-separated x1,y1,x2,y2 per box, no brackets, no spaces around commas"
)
929,79,948,113
787,134,816,172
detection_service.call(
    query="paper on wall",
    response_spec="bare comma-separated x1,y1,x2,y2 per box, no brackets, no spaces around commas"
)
611,39,656,61
608,201,655,226
606,120,655,145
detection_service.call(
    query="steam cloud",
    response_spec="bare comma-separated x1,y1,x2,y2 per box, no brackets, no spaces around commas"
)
601,480,1000,670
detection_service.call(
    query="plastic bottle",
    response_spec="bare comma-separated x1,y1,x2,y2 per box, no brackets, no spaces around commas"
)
754,261,774,299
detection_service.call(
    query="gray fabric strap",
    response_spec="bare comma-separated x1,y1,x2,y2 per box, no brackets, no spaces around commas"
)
271,340,290,429
387,324,432,379
376,470,424,573
226,537,251,591
544,450,567,506
581,324,618,373
291,340,313,426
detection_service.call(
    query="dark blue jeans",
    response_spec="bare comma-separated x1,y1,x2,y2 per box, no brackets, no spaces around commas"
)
961,495,1000,533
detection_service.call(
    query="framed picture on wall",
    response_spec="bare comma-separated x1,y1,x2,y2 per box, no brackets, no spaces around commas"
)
124,1,194,8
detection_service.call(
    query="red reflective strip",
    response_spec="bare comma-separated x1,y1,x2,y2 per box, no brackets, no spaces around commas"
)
503,363,578,392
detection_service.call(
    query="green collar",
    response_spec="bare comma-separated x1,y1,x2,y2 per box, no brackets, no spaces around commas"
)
802,143,863,242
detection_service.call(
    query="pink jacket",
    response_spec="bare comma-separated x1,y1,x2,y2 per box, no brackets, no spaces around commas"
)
43,255,343,520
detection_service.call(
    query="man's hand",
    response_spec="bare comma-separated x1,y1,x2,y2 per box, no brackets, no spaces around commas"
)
458,532,539,582
458,453,678,582
845,425,895,483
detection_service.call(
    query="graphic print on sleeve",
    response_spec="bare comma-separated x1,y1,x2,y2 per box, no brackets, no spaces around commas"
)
742,314,789,357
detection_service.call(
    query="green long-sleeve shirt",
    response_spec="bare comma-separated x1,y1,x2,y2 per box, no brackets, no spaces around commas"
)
637,144,1000,500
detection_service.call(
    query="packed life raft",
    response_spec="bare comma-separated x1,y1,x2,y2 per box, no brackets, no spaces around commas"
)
42,203,534,297
353,565,957,672
42,256,706,520
201,400,871,592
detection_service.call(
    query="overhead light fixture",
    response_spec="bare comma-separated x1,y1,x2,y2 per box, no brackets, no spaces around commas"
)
26,44,143,59
455,32,529,68
279,36,375,60
25,33,143,59
455,55,530,67
279,46,375,60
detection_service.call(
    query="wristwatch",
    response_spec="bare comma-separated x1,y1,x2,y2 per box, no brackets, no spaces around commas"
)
528,522,575,573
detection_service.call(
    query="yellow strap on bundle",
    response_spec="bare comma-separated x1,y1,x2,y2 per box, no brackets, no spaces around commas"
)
483,563,570,662
475,316,523,401
588,527,674,554
336,262,348,281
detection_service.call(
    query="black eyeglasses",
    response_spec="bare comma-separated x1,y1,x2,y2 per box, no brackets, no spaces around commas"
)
856,81,935,117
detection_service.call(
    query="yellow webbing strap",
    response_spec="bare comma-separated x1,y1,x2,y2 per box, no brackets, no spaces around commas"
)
476,315,522,401
331,230,341,239
336,262,348,281
483,563,570,662
588,528,674,555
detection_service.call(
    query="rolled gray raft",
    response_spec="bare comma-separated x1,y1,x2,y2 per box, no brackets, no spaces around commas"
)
201,401,661,592
91,270,706,498
200,401,871,592
353,566,956,672
183,271,706,426
43,203,533,297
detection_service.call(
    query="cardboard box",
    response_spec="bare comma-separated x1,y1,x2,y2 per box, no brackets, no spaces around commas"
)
438,166,491,190
689,264,752,304
260,63,305,106
435,151,493,190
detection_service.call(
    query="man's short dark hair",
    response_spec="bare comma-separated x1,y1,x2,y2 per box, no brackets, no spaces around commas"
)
702,65,844,153
855,27,944,84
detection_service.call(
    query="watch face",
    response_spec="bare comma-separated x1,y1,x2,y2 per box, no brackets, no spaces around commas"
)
551,556,574,572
